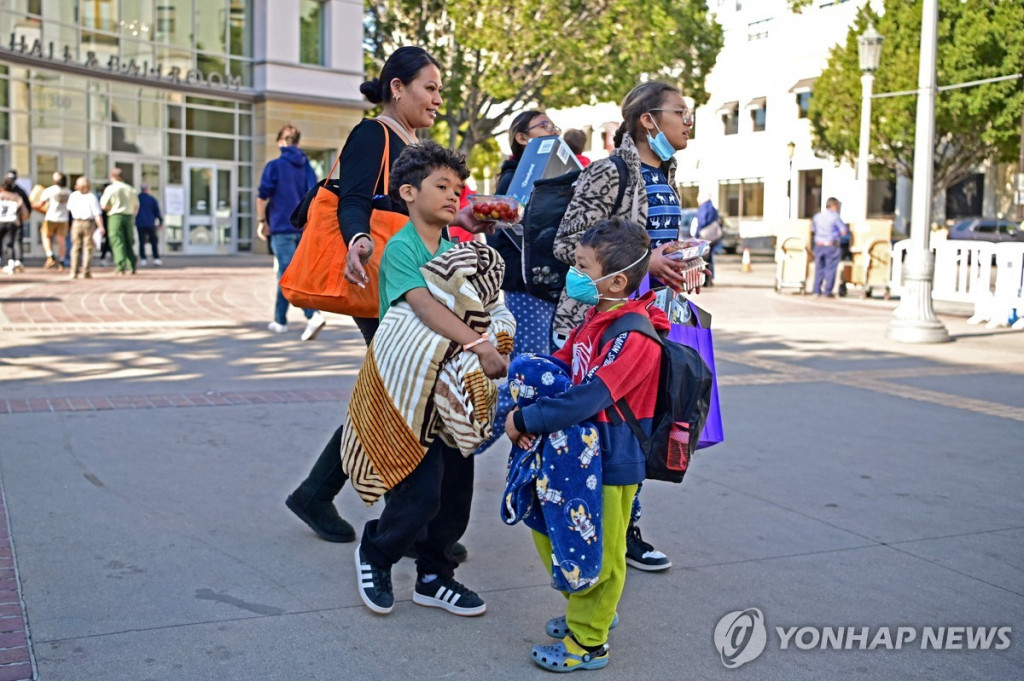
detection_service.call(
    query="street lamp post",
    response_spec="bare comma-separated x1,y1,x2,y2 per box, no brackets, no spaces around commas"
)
886,0,950,343
857,22,883,224
786,141,796,218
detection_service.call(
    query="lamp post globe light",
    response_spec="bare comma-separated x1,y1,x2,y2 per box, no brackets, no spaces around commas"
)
856,22,883,224
886,0,950,343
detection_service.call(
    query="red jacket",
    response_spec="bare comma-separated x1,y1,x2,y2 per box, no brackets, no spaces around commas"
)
517,291,668,485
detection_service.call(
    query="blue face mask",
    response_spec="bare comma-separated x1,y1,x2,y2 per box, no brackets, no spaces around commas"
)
646,118,676,162
565,252,649,305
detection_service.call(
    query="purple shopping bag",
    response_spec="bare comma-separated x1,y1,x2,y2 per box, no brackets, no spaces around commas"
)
668,303,724,449
637,276,724,449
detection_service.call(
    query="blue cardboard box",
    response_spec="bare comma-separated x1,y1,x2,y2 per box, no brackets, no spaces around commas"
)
506,135,583,205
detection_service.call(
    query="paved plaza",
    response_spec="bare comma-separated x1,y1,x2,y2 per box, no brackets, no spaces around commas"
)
0,253,1021,680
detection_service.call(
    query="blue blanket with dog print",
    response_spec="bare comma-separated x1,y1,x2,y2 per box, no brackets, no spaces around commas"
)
501,354,603,593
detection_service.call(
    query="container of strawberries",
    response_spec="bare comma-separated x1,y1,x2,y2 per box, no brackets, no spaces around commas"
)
470,194,523,228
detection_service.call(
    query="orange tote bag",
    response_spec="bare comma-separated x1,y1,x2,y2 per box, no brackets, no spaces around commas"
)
280,121,407,319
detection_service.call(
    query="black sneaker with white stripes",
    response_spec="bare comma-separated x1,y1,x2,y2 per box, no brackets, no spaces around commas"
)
355,545,394,614
412,576,486,616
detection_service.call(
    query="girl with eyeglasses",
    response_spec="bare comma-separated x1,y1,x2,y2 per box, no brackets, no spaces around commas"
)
550,80,700,575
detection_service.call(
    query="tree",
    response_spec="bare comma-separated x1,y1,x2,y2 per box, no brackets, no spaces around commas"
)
364,0,724,158
807,0,1024,198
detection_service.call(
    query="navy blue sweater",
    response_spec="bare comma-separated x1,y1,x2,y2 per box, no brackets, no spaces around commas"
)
135,192,162,228
258,146,318,235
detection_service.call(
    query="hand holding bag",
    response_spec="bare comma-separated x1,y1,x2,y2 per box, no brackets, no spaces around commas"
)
280,120,407,318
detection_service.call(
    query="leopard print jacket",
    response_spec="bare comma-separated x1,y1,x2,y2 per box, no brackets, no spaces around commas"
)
551,133,679,339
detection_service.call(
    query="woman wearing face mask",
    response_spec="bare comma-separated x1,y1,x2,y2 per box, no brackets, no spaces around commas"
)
551,80,697,573
285,47,476,563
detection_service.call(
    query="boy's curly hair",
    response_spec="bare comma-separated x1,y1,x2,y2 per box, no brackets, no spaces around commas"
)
579,218,651,293
389,141,470,200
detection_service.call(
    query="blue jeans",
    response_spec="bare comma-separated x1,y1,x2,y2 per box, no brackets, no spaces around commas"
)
270,232,314,325
813,244,841,295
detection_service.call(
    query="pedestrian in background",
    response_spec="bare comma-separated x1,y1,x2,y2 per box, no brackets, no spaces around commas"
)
0,172,29,275
135,183,163,267
37,172,71,271
100,169,138,275
256,124,325,341
67,176,104,279
1,170,29,274
694,192,721,285
811,196,848,297
563,128,592,168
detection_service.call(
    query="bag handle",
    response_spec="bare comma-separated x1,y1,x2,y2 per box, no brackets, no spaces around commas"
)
320,119,393,191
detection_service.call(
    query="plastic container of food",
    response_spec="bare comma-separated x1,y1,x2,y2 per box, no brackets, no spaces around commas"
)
665,238,711,262
470,194,523,227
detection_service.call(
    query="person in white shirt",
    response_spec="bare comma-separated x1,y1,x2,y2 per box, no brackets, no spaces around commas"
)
67,176,104,279
38,172,72,270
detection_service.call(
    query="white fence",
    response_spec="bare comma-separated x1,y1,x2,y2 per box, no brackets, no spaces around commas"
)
889,239,1024,329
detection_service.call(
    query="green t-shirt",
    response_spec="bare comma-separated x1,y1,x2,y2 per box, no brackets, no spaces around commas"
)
378,222,455,320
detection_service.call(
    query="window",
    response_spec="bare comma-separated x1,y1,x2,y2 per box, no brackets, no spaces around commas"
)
747,97,766,132
300,0,326,65
718,179,764,218
677,184,699,208
747,18,770,41
945,173,984,219
797,92,812,118
867,165,896,217
720,102,739,135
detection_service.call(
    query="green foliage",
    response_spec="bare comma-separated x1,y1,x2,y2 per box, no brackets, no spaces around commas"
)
808,0,1024,195
364,0,724,157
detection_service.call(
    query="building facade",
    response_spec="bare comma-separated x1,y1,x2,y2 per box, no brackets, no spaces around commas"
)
546,0,1015,240
0,0,367,257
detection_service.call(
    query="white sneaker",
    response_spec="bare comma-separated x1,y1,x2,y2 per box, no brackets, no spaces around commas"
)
154,258,162,266
2,261,12,276
267,321,288,333
301,312,326,341
12,260,23,273
140,258,148,267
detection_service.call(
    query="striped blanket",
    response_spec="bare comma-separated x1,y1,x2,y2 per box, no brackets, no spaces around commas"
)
341,241,515,504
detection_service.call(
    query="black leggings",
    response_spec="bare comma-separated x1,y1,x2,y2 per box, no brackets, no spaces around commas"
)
0,223,22,262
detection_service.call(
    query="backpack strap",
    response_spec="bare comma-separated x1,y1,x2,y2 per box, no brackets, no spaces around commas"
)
598,312,663,446
609,155,629,217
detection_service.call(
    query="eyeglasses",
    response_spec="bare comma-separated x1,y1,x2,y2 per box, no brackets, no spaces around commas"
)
650,108,694,126
527,120,561,134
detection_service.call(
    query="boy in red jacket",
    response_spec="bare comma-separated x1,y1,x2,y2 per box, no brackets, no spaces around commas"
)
506,217,668,672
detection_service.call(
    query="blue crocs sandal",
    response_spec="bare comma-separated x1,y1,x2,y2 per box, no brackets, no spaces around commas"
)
546,612,619,638
531,638,610,672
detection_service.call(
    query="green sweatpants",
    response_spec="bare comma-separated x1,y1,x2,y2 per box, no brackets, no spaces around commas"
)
107,214,136,273
533,483,637,647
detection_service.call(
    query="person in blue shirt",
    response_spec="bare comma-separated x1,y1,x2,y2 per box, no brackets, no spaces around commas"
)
810,197,848,297
135,184,163,266
256,124,324,340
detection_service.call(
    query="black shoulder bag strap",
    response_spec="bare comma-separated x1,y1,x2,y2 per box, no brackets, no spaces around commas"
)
598,312,663,444
609,155,629,216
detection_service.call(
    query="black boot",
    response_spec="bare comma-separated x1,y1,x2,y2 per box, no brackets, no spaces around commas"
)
286,425,356,542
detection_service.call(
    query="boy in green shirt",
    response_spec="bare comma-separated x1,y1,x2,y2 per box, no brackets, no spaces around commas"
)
355,142,507,616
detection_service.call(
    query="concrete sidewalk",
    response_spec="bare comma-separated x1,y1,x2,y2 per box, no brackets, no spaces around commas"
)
0,254,1021,680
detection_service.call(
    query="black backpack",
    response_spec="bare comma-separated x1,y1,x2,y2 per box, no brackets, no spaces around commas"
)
600,312,713,483
514,155,629,303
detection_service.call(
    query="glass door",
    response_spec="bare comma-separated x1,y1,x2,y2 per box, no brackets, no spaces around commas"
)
185,163,235,254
